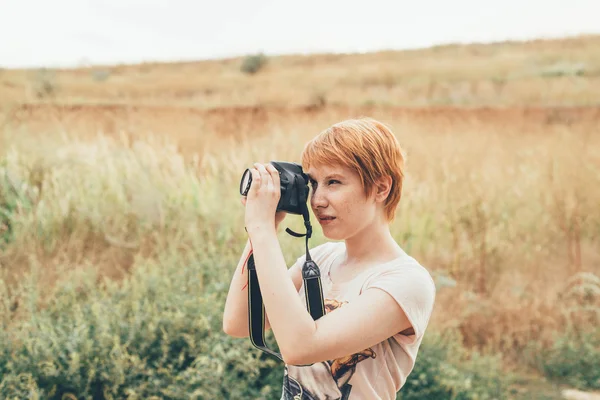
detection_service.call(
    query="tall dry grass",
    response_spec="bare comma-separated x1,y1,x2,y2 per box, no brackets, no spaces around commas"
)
2,35,600,108
2,105,599,360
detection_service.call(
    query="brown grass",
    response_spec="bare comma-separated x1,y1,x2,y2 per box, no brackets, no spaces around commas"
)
1,34,599,364
2,34,600,108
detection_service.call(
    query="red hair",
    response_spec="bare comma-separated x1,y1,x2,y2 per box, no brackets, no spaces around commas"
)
301,117,406,222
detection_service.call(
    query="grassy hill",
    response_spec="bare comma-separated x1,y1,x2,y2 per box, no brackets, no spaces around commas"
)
1,34,600,108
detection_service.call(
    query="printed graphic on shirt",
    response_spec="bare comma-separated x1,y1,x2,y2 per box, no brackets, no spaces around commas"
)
281,299,377,400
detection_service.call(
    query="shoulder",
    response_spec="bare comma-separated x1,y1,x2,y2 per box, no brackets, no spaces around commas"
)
294,241,343,266
374,254,434,283
363,257,437,343
364,256,436,302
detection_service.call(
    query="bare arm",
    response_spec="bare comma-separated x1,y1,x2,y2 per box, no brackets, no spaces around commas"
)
222,226,303,338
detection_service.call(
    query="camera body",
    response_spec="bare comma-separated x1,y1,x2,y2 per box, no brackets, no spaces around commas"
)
240,161,310,215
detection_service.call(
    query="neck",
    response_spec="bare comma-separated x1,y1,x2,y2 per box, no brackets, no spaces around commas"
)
342,215,401,266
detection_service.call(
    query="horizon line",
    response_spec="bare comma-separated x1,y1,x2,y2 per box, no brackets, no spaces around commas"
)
3,32,599,71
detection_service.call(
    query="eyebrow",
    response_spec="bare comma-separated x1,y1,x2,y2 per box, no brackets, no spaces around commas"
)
306,173,344,181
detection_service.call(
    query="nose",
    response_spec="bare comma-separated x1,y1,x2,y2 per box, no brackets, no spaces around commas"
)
310,186,328,209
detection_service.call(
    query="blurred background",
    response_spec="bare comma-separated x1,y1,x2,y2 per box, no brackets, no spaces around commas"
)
1,1,599,399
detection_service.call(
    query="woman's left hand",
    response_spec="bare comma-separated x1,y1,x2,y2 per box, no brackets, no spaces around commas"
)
244,162,281,235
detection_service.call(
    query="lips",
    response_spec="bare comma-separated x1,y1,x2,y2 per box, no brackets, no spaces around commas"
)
318,215,336,224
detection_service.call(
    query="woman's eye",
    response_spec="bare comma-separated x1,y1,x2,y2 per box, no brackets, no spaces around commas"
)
308,179,339,188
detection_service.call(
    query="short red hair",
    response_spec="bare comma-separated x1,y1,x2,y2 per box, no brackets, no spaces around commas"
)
301,117,406,222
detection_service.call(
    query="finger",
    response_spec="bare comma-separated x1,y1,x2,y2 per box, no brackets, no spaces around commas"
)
262,164,275,191
254,163,272,189
241,197,247,206
249,168,260,194
267,164,280,190
254,163,270,181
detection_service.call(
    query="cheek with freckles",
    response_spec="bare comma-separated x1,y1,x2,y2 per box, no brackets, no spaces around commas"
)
344,195,375,228
337,195,365,228
342,199,354,220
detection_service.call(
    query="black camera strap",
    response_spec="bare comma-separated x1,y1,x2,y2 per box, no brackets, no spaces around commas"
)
246,207,326,363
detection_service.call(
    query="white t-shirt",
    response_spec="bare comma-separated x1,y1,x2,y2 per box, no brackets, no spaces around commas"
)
280,241,436,400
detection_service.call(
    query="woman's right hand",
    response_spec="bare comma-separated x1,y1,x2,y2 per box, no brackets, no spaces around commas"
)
241,197,286,228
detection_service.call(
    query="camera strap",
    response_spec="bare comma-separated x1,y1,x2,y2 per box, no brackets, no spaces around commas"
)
246,207,326,363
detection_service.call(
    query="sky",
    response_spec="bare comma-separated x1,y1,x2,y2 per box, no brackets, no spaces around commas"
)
1,0,599,68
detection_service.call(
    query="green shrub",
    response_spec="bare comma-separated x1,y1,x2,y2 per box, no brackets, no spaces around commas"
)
398,330,511,400
241,53,268,74
32,68,58,99
539,62,586,78
524,272,600,390
0,160,37,247
525,327,600,390
92,70,111,82
0,244,512,400
0,248,284,399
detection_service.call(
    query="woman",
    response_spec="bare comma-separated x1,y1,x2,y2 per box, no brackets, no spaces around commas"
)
223,117,436,400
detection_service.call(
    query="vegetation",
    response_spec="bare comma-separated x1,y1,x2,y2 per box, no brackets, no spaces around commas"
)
240,53,268,75
0,35,599,398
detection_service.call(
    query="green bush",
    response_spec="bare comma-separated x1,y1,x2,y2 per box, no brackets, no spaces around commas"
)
524,272,600,390
32,68,58,99
0,161,33,246
241,53,268,74
0,248,284,399
398,330,510,400
1,259,512,400
0,240,511,400
526,327,600,390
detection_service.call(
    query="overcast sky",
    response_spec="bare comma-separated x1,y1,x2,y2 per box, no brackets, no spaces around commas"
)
1,0,599,68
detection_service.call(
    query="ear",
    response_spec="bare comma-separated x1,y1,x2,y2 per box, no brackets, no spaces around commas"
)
374,175,392,203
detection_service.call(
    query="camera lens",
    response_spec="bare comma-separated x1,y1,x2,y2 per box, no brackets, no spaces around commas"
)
240,168,252,196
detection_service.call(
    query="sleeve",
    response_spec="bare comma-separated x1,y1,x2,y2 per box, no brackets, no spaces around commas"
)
364,265,436,345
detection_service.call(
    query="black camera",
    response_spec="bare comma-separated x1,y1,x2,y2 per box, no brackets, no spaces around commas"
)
239,161,310,215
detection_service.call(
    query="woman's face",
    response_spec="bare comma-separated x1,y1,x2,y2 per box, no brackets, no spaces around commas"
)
306,163,378,241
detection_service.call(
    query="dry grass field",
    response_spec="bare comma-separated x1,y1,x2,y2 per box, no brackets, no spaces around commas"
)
1,34,599,398
1,34,600,109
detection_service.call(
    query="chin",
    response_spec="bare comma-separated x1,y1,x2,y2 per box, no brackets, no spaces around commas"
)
323,221,367,242
322,228,347,241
